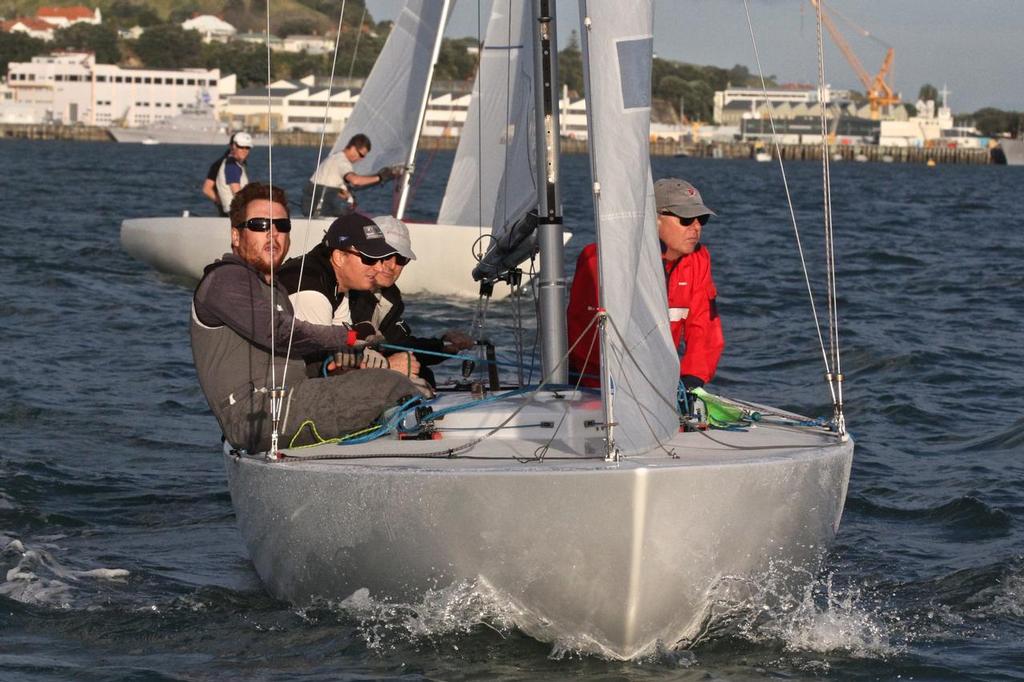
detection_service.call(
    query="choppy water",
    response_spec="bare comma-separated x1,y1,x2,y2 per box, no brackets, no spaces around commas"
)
2,139,1023,680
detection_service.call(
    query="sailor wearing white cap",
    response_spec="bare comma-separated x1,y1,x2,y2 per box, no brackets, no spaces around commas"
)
203,131,253,216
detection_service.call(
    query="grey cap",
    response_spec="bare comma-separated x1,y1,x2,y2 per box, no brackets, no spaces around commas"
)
654,178,716,219
373,215,417,261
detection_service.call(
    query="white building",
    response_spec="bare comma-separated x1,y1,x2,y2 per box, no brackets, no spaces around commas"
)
1,17,56,41
281,35,335,55
713,85,854,125
0,81,47,123
181,15,237,43
220,76,602,140
221,76,474,136
5,52,225,126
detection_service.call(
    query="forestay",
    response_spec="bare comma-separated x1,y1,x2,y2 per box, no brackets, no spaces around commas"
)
436,0,537,233
580,0,679,454
331,1,448,172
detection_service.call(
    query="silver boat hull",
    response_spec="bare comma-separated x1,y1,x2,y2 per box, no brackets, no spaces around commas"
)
224,410,852,659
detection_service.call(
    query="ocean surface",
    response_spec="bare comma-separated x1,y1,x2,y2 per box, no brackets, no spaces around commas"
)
2,139,1023,680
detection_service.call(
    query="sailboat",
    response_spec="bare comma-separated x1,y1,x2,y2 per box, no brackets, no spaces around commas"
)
121,1,554,299
220,0,853,660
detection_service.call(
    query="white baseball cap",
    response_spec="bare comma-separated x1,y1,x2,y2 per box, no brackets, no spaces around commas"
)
231,131,253,148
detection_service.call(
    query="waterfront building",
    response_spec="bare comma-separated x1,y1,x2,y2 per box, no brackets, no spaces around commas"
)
714,85,855,125
218,76,609,141
4,52,230,126
220,76,475,137
741,114,879,145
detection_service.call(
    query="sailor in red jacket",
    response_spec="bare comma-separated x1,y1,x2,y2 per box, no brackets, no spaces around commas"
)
567,178,724,390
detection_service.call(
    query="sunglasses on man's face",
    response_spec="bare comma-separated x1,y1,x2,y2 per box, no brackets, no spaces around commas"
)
237,217,292,233
345,251,411,267
661,212,709,228
344,250,391,266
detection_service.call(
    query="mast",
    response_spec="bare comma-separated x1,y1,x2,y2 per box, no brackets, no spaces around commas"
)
395,0,452,219
532,0,568,384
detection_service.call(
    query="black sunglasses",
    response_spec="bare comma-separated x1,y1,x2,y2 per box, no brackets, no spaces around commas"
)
344,251,411,267
344,250,390,266
661,212,709,227
237,217,292,233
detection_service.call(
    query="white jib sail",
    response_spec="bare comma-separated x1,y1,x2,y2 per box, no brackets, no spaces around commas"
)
331,1,448,173
579,0,679,454
436,0,537,231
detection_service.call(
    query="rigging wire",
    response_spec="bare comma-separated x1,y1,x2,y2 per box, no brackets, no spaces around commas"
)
268,1,349,456
264,0,283,454
741,0,838,409
813,0,846,434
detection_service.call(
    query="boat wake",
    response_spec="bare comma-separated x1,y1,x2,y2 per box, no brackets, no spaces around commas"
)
1,534,129,607
298,562,899,663
306,579,520,654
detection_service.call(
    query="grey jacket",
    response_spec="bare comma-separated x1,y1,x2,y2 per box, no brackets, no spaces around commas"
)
190,253,352,447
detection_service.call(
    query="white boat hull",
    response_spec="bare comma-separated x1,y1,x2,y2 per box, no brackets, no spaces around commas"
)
1000,138,1024,165
224,392,853,659
120,215,549,298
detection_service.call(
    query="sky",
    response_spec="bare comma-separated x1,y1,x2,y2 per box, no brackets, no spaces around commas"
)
366,0,1024,113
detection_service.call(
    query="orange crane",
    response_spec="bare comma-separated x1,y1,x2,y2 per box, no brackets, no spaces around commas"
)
809,0,900,119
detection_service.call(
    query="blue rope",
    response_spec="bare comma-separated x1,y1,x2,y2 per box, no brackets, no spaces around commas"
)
338,395,424,444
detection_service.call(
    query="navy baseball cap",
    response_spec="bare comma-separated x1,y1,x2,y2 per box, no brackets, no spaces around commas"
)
323,214,398,259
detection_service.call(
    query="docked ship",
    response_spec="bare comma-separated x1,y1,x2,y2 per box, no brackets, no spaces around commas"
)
109,100,265,146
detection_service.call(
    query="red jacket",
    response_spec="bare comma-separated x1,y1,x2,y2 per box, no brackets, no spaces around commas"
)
566,242,724,386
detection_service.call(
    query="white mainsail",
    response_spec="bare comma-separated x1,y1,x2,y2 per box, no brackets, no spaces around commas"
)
580,0,679,454
436,0,537,232
331,1,448,172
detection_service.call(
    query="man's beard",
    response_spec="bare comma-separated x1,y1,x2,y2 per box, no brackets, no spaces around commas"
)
254,251,285,277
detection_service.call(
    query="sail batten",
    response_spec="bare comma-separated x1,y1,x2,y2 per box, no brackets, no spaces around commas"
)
579,0,679,454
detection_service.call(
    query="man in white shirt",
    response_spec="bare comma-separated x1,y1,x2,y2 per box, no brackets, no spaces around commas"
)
300,134,402,217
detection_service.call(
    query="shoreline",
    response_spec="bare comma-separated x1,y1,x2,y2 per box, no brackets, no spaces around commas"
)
1,123,994,165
